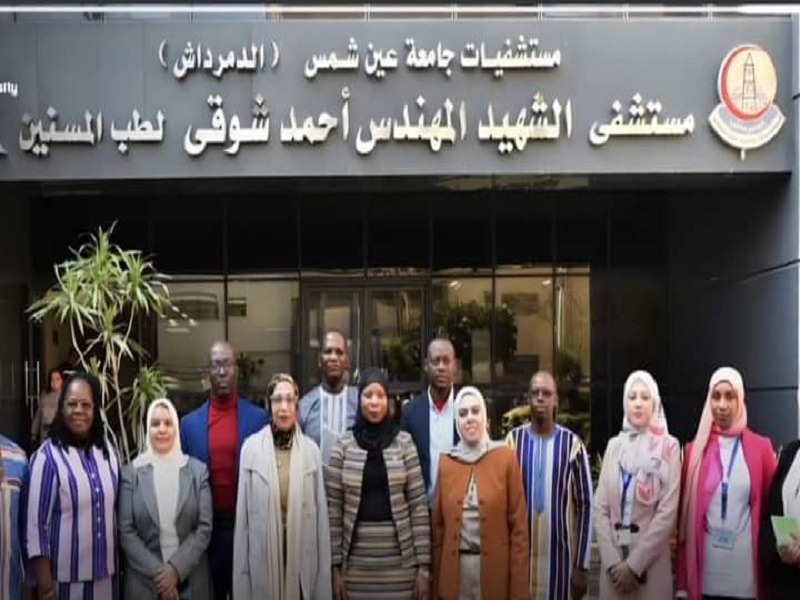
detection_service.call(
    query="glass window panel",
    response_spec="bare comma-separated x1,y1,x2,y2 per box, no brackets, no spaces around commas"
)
157,280,225,413
555,275,591,447
432,278,492,385
153,198,223,273
367,198,429,276
302,289,360,390
228,198,298,273
301,197,363,276
33,196,150,274
367,289,424,392
496,197,553,273
494,277,554,391
227,279,300,401
432,198,491,274
555,208,607,271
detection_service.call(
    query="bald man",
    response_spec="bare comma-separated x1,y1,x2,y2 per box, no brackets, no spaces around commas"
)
180,341,268,600
506,371,593,600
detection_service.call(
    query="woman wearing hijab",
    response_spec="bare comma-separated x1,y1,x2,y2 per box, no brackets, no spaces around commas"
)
118,398,212,600
431,386,528,600
326,368,431,600
759,438,800,598
233,373,331,600
593,371,681,600
27,371,120,600
676,367,777,600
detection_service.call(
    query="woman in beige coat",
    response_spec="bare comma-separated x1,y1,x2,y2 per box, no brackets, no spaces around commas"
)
233,374,331,600
593,370,681,600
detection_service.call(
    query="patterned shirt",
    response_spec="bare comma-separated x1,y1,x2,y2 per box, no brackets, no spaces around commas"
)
26,440,119,582
506,425,593,600
0,436,28,600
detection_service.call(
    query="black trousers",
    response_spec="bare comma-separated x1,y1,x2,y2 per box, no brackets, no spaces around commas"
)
209,514,235,600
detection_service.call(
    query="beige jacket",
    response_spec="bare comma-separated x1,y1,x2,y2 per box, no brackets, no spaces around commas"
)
594,434,681,600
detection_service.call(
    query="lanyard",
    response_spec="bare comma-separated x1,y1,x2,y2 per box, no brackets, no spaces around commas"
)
621,469,634,524
720,436,741,522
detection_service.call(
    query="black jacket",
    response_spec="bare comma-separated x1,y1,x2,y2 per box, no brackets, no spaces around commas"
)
759,439,800,599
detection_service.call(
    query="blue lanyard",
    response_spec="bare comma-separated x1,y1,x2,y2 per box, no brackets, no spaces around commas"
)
720,437,741,522
621,469,634,523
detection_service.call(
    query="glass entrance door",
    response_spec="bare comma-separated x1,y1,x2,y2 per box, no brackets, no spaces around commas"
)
301,283,426,396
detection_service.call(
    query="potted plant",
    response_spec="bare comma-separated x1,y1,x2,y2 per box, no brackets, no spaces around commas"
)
28,224,175,462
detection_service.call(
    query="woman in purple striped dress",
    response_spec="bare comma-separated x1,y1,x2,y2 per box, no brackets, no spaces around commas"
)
26,371,120,600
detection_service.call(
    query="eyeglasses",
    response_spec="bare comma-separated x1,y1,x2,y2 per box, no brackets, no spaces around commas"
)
270,394,296,406
526,387,555,400
209,360,236,374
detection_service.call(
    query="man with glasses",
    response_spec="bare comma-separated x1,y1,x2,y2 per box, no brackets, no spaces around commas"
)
298,329,359,465
506,371,593,600
180,341,268,600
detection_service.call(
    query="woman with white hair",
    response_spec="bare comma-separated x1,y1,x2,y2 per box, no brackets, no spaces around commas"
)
594,371,681,600
118,398,213,600
431,386,529,600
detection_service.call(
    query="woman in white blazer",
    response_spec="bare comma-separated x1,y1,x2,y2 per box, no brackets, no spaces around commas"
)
233,373,331,600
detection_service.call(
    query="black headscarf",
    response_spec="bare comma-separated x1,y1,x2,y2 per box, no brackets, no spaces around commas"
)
353,368,397,455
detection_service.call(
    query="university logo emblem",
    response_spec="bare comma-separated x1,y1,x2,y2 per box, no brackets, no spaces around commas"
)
709,44,784,160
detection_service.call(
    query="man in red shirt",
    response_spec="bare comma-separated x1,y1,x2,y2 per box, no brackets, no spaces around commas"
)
180,341,268,600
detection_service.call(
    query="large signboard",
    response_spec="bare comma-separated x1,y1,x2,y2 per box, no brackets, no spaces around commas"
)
0,18,792,180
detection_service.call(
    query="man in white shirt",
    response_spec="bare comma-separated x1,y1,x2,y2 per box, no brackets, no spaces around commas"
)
401,337,460,503
298,329,359,465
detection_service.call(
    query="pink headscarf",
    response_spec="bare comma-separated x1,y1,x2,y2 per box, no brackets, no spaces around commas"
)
617,371,670,507
678,366,748,596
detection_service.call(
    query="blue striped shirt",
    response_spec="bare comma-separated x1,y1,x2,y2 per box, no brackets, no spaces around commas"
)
507,425,593,600
26,440,119,583
0,436,28,600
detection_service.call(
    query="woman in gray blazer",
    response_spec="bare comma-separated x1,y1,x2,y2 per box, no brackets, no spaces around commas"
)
119,398,213,600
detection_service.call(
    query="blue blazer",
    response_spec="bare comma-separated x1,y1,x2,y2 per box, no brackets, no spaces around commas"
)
400,391,459,492
179,397,269,476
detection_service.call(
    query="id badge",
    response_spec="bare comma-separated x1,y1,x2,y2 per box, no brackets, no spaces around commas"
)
614,528,632,547
709,527,735,550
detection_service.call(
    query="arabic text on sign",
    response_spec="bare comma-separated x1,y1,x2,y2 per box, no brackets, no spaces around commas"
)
589,93,695,146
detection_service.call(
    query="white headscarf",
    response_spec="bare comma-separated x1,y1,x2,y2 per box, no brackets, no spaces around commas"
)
132,398,187,561
133,398,187,467
618,371,670,505
448,387,504,464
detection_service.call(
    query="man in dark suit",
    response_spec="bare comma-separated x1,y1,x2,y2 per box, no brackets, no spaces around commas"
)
180,341,268,600
400,336,459,503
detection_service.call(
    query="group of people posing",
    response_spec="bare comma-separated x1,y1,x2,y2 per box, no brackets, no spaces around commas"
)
2,330,800,600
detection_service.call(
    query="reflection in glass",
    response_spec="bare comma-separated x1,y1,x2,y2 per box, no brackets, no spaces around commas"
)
432,200,491,274
301,198,363,276
494,277,554,387
555,273,591,446
432,278,492,385
227,280,299,400
157,281,225,412
367,289,424,392
303,290,360,390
